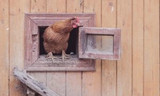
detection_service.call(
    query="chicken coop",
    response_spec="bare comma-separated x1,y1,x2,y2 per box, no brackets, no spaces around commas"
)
0,0,159,96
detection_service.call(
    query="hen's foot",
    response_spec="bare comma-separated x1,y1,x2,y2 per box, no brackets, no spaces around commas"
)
64,54,70,58
62,50,70,62
46,52,59,63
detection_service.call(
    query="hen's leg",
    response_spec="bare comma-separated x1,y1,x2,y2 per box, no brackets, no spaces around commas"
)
62,50,70,62
46,52,58,63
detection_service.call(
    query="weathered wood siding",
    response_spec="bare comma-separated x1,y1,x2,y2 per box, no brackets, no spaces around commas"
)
0,0,159,96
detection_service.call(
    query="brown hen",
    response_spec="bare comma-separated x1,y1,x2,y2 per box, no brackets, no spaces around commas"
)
43,17,80,62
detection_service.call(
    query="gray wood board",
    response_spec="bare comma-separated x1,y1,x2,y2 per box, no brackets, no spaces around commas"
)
13,67,60,96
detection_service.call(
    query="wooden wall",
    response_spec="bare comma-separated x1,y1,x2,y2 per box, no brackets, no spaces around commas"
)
0,0,159,96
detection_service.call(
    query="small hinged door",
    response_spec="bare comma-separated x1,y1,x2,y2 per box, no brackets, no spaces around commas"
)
78,27,121,60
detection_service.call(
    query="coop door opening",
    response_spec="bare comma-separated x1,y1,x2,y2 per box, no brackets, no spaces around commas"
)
38,26,79,56
39,26,47,55
25,13,96,71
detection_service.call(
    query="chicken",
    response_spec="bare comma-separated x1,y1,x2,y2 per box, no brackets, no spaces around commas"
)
43,17,81,62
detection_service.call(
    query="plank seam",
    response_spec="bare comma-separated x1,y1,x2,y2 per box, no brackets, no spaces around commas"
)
100,1,102,96
131,0,133,95
116,0,118,96
8,0,11,96
143,0,145,95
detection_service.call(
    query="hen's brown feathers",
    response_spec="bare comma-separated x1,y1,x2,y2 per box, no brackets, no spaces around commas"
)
43,18,74,54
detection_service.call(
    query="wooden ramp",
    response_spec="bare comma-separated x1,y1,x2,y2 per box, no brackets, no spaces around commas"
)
13,67,60,96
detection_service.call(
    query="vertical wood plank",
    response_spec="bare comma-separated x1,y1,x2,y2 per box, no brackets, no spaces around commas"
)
82,61,101,96
31,0,46,13
46,71,66,96
47,0,66,13
0,0,9,96
83,0,101,27
82,0,102,96
66,72,81,96
10,0,30,96
46,0,66,96
66,1,82,96
132,0,144,96
47,72,66,96
29,0,47,90
101,0,117,96
144,0,159,96
67,0,82,13
117,0,132,95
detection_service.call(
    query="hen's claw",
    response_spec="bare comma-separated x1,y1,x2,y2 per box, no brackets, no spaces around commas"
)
62,50,70,62
46,52,59,63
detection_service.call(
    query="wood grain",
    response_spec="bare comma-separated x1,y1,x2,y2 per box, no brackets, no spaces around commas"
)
144,0,159,96
101,0,117,96
82,1,101,96
67,0,82,13
47,0,66,13
117,0,132,96
66,0,82,96
66,72,81,96
46,1,66,96
133,0,144,96
0,0,9,95
9,0,30,96
47,72,65,96
31,0,46,13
